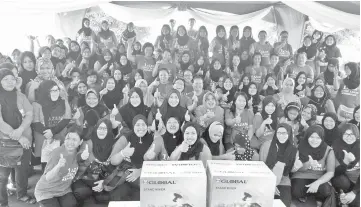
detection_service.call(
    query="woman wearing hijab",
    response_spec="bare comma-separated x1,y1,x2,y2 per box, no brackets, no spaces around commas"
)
116,88,151,138
334,62,360,122
94,49,115,78
320,35,342,61
67,41,81,63
34,125,83,207
100,77,124,110
116,54,133,83
26,57,67,103
68,81,88,113
240,26,255,55
318,58,339,98
72,118,122,205
192,55,208,80
76,18,96,50
253,96,278,150
349,106,360,131
170,122,212,166
332,123,360,207
172,25,195,59
32,80,71,166
0,69,35,205
19,51,37,94
110,115,167,200
321,112,340,147
195,91,224,135
224,92,254,150
246,82,262,115
129,69,144,89
273,78,301,118
195,26,209,59
154,24,173,51
260,123,297,207
201,121,227,159
97,20,117,50
76,46,96,77
291,125,335,207
210,25,229,67
157,89,189,125
304,85,336,115
205,59,226,90
176,51,194,78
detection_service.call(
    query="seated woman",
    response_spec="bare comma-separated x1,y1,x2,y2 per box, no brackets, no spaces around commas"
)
332,123,360,207
349,106,360,131
68,81,87,112
273,77,301,118
195,91,224,135
157,117,183,156
173,78,196,112
302,85,336,116
201,121,230,160
291,125,335,207
253,96,278,150
322,112,340,147
218,76,237,109
32,80,71,168
99,77,124,110
72,118,122,205
133,79,155,108
260,123,297,207
294,72,308,98
169,122,212,166
34,125,83,207
224,92,254,150
110,115,167,201
260,74,279,97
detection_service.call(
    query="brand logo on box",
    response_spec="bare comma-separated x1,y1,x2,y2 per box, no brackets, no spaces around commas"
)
215,179,247,184
142,180,177,185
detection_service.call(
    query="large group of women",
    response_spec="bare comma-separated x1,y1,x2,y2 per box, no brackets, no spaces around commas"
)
0,17,359,207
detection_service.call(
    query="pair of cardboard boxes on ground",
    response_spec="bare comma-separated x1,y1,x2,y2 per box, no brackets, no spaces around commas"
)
110,160,281,207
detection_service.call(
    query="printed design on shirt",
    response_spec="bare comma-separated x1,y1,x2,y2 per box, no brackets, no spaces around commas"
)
47,116,64,128
263,127,274,137
347,162,360,171
234,122,249,134
341,86,359,97
142,62,155,72
174,41,190,54
251,75,262,84
62,167,78,182
258,49,270,58
308,162,325,171
278,46,290,58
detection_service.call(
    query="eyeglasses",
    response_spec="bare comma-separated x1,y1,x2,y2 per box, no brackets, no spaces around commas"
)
343,133,354,138
50,89,59,93
277,132,288,136
98,127,107,131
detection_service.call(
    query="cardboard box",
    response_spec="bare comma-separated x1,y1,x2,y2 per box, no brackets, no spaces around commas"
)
273,199,286,207
108,201,140,207
207,161,276,207
140,161,207,207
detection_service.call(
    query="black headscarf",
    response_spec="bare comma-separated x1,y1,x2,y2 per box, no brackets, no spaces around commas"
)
349,105,360,130
117,55,133,76
180,122,204,161
78,18,92,37
162,117,183,155
91,118,116,162
179,51,192,72
119,87,150,130
324,58,339,86
294,72,307,96
203,121,223,156
322,112,340,146
265,123,297,176
239,74,251,94
176,25,190,46
261,96,278,130
0,69,22,129
35,80,66,127
159,89,187,124
81,89,109,128
298,125,328,162
308,85,328,115
101,78,123,110
127,114,154,168
67,41,81,62
333,123,360,169
98,21,112,39
209,59,225,82
297,36,317,59
343,62,360,90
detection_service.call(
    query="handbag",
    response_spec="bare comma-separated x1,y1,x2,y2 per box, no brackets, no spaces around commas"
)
0,132,23,167
103,160,136,192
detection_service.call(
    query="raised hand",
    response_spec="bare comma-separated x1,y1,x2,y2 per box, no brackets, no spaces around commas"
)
185,110,190,122
73,108,81,120
308,155,319,168
111,104,119,116
155,109,162,121
343,150,356,163
122,142,135,158
145,144,156,160
57,154,66,168
81,144,90,160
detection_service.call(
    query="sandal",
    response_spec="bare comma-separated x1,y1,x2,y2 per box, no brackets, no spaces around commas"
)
18,195,37,204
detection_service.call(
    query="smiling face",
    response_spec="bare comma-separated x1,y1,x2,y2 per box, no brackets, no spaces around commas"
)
144,46,153,57
134,72,142,81
82,48,91,59
301,107,312,121
178,27,186,36
242,76,250,85
181,53,190,63
270,55,279,66
283,79,294,93
166,117,180,134
224,78,233,91
326,36,334,46
159,70,169,83
77,83,87,94
134,43,141,51
308,132,322,148
287,108,299,121
243,29,251,38
87,75,97,85
323,117,335,130
267,76,275,86
253,54,261,65
205,94,216,109
134,119,147,137
168,93,180,107
297,74,306,85
64,132,82,151
199,28,207,37
183,70,193,83
304,38,312,47
97,122,108,139
50,85,60,101
232,55,240,66
1,75,16,91
248,84,257,96
313,32,321,40
86,92,98,107
193,78,203,91
114,70,122,81
184,126,198,145
343,129,357,145
355,109,360,122
235,95,247,110
174,79,185,93
276,127,289,144
101,22,109,30
38,64,53,79
71,42,80,52
213,60,221,70
265,102,276,115
230,28,238,38
258,32,267,42
209,124,224,143
297,53,307,65
106,78,116,91
23,56,35,71
217,29,226,38
130,92,141,107
52,46,61,58
314,86,325,99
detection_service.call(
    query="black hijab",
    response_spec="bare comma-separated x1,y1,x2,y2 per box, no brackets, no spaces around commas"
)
322,112,340,146
159,89,187,124
91,118,116,162
67,41,81,61
98,21,112,39
0,69,22,129
261,96,278,130
265,123,297,176
176,25,190,46
180,122,204,161
308,85,328,115
101,78,123,110
209,59,225,82
179,51,192,72
117,55,133,76
203,121,223,156
119,87,150,130
349,106,360,130
78,18,92,37
297,36,317,59
343,62,360,90
333,123,360,169
298,125,328,162
81,89,109,128
324,58,339,86
162,117,183,156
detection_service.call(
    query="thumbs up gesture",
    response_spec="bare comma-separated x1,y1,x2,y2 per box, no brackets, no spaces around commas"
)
81,144,90,160
293,155,303,170
248,97,253,106
122,84,129,94
192,93,198,103
72,108,81,120
111,104,119,116
99,88,108,96
156,109,162,121
343,150,356,164
154,88,160,99
185,110,190,122
122,142,135,158
57,154,66,168
179,141,189,153
222,91,229,102
145,144,156,160
308,155,319,168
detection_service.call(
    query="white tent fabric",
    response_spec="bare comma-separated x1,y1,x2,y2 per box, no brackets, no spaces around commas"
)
282,1,360,30
308,17,344,33
187,6,273,27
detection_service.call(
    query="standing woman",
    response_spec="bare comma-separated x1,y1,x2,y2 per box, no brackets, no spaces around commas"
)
116,55,133,83
297,36,318,76
76,18,96,51
154,24,173,51
240,26,256,53
97,20,118,51
195,26,209,59
332,123,360,207
334,62,360,122
169,122,212,166
172,25,195,60
249,31,273,66
273,31,293,64
321,35,342,61
32,80,71,167
19,51,37,94
245,52,267,89
260,123,297,207
210,25,229,67
291,125,335,207
227,26,241,63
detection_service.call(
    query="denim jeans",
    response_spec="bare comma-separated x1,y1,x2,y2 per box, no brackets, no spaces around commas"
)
0,149,31,206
